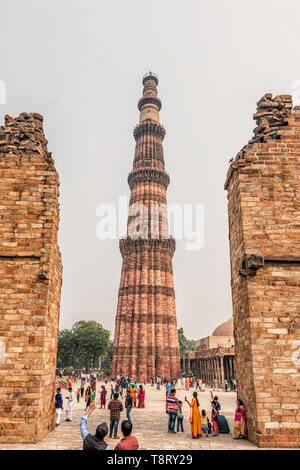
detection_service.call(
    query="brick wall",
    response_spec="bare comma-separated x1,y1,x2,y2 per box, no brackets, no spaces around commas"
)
225,95,300,447
0,113,62,443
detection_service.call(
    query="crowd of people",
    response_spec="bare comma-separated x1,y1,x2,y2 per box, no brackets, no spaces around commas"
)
54,371,246,451
55,372,146,450
165,387,235,439
152,375,236,393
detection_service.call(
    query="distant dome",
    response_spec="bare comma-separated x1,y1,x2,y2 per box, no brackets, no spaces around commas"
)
212,318,233,336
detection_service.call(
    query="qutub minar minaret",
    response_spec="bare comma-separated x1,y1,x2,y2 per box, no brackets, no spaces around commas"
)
111,72,180,381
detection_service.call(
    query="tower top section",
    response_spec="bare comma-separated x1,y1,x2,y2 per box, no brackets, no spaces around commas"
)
142,71,158,86
138,71,161,123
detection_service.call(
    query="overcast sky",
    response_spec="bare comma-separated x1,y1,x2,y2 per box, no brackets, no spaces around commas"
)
0,0,299,340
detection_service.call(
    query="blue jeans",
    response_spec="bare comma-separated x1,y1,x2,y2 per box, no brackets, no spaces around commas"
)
168,412,177,432
202,425,209,434
109,419,119,437
126,408,132,423
177,416,184,432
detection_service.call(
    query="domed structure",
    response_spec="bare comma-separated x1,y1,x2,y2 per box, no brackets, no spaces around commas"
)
212,317,234,336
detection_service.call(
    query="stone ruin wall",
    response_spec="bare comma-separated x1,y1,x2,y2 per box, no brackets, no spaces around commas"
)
225,94,300,447
0,113,62,443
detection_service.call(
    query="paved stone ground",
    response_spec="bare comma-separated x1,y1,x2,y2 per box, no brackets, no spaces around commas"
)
0,383,259,450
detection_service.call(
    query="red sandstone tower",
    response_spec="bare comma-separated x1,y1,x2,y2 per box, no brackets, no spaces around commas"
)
111,73,180,381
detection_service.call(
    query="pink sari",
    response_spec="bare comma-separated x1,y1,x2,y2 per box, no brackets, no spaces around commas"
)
138,389,145,408
233,406,247,438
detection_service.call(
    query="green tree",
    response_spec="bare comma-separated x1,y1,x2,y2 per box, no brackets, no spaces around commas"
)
72,320,110,370
57,321,110,370
101,339,113,373
57,329,77,368
178,327,196,358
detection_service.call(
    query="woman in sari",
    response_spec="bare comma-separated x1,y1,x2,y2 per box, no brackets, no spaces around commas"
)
85,386,92,411
130,385,137,407
138,385,145,408
185,392,202,439
185,377,190,391
100,385,107,409
233,399,247,439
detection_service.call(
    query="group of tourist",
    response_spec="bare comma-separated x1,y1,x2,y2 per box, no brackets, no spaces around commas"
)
175,375,236,392
86,375,146,440
80,402,139,450
105,377,146,408
55,370,247,449
54,371,103,425
82,378,143,448
165,386,243,439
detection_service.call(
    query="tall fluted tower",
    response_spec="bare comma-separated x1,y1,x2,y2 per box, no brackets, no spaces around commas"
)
111,73,180,381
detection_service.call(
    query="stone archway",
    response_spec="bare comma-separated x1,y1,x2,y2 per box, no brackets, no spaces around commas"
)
225,94,300,448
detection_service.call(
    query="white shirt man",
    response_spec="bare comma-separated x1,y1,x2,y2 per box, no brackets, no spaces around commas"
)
110,379,115,399
65,387,74,422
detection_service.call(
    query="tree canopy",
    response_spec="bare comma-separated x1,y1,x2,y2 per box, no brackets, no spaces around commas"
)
178,327,196,358
57,320,110,369
101,339,113,373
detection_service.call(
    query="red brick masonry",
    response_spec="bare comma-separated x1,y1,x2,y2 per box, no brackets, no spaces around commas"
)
225,94,300,447
0,113,62,443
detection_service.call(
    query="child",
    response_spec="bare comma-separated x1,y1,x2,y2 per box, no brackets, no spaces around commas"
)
77,389,80,403
177,400,184,432
211,401,219,437
201,409,209,437
213,396,221,412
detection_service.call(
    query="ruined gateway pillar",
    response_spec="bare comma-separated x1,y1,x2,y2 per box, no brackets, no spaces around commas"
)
111,73,180,381
225,94,300,447
0,113,62,443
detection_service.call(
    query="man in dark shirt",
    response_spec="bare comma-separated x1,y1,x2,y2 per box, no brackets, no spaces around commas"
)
80,403,110,450
108,393,124,438
55,387,63,426
114,420,139,450
125,389,133,423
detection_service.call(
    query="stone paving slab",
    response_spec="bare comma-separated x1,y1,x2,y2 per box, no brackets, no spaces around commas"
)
0,384,260,450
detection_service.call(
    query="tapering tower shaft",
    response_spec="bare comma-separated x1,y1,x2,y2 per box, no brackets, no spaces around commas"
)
111,73,180,381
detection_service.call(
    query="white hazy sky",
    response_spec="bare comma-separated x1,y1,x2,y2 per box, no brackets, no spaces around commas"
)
0,0,299,340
